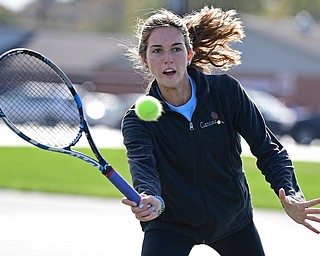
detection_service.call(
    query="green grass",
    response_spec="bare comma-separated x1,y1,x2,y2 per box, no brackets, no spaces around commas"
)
0,147,131,198
243,156,320,209
0,147,319,209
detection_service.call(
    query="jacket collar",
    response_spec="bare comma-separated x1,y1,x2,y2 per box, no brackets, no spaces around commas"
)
148,66,210,105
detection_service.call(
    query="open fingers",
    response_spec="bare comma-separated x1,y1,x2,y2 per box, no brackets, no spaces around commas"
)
305,207,320,215
303,198,320,208
304,220,320,234
278,188,287,202
303,201,320,234
306,214,320,223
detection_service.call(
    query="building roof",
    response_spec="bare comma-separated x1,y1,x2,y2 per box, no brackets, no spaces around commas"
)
0,26,33,53
1,14,320,88
233,15,320,75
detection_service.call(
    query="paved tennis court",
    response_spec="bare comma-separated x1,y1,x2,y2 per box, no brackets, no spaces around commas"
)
0,190,319,256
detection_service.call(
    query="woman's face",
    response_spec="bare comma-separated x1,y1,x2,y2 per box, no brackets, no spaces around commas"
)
143,26,192,91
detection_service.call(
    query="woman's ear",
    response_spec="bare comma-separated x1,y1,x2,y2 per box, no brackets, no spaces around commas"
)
141,57,148,69
187,49,194,65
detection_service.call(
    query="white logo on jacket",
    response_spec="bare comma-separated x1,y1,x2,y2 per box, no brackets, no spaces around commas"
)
200,111,224,129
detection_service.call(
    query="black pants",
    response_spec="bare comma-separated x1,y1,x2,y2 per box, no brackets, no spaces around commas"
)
141,221,265,256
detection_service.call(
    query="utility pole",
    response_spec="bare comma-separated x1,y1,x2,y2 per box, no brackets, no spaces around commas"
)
166,0,188,15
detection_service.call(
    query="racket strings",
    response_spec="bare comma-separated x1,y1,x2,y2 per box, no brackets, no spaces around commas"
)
0,52,81,148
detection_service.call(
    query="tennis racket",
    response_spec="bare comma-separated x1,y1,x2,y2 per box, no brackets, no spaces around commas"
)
0,48,141,203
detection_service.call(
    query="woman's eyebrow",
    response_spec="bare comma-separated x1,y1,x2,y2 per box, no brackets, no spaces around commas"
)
150,42,183,48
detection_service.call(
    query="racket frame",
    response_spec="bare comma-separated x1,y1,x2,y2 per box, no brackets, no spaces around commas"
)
0,48,141,203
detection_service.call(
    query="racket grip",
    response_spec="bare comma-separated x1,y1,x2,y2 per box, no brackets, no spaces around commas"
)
105,169,141,204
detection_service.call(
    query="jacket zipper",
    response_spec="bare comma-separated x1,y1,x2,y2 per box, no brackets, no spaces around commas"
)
190,117,210,230
190,94,211,230
189,121,194,131
188,84,208,131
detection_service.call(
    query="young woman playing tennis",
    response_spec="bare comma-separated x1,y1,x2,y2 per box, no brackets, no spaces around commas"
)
121,6,320,256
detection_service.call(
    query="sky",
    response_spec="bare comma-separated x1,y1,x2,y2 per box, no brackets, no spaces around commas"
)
0,0,74,12
0,0,35,12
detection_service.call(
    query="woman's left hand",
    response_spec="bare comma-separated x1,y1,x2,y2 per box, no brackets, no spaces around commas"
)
279,188,320,234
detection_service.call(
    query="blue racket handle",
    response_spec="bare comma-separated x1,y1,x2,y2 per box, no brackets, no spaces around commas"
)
105,169,141,204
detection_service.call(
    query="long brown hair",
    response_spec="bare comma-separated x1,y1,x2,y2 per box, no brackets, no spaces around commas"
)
124,6,244,90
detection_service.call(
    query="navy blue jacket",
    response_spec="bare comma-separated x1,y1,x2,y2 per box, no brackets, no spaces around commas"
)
122,67,304,243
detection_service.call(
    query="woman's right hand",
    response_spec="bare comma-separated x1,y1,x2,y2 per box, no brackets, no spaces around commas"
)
122,194,162,222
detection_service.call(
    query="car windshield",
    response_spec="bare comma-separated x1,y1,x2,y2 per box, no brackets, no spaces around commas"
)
247,89,296,123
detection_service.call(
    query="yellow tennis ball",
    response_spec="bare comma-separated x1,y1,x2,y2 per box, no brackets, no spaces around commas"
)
135,96,163,121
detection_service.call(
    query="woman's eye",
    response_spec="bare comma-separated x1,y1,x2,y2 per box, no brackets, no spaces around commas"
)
152,49,162,53
173,48,182,52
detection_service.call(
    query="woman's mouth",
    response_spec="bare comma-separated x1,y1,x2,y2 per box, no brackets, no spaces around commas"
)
163,69,176,76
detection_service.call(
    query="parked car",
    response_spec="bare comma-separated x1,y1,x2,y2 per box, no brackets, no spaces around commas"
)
0,84,79,127
77,87,302,140
246,89,297,138
77,88,142,129
289,113,320,145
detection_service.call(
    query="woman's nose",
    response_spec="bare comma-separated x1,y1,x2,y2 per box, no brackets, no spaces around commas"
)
163,52,173,63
